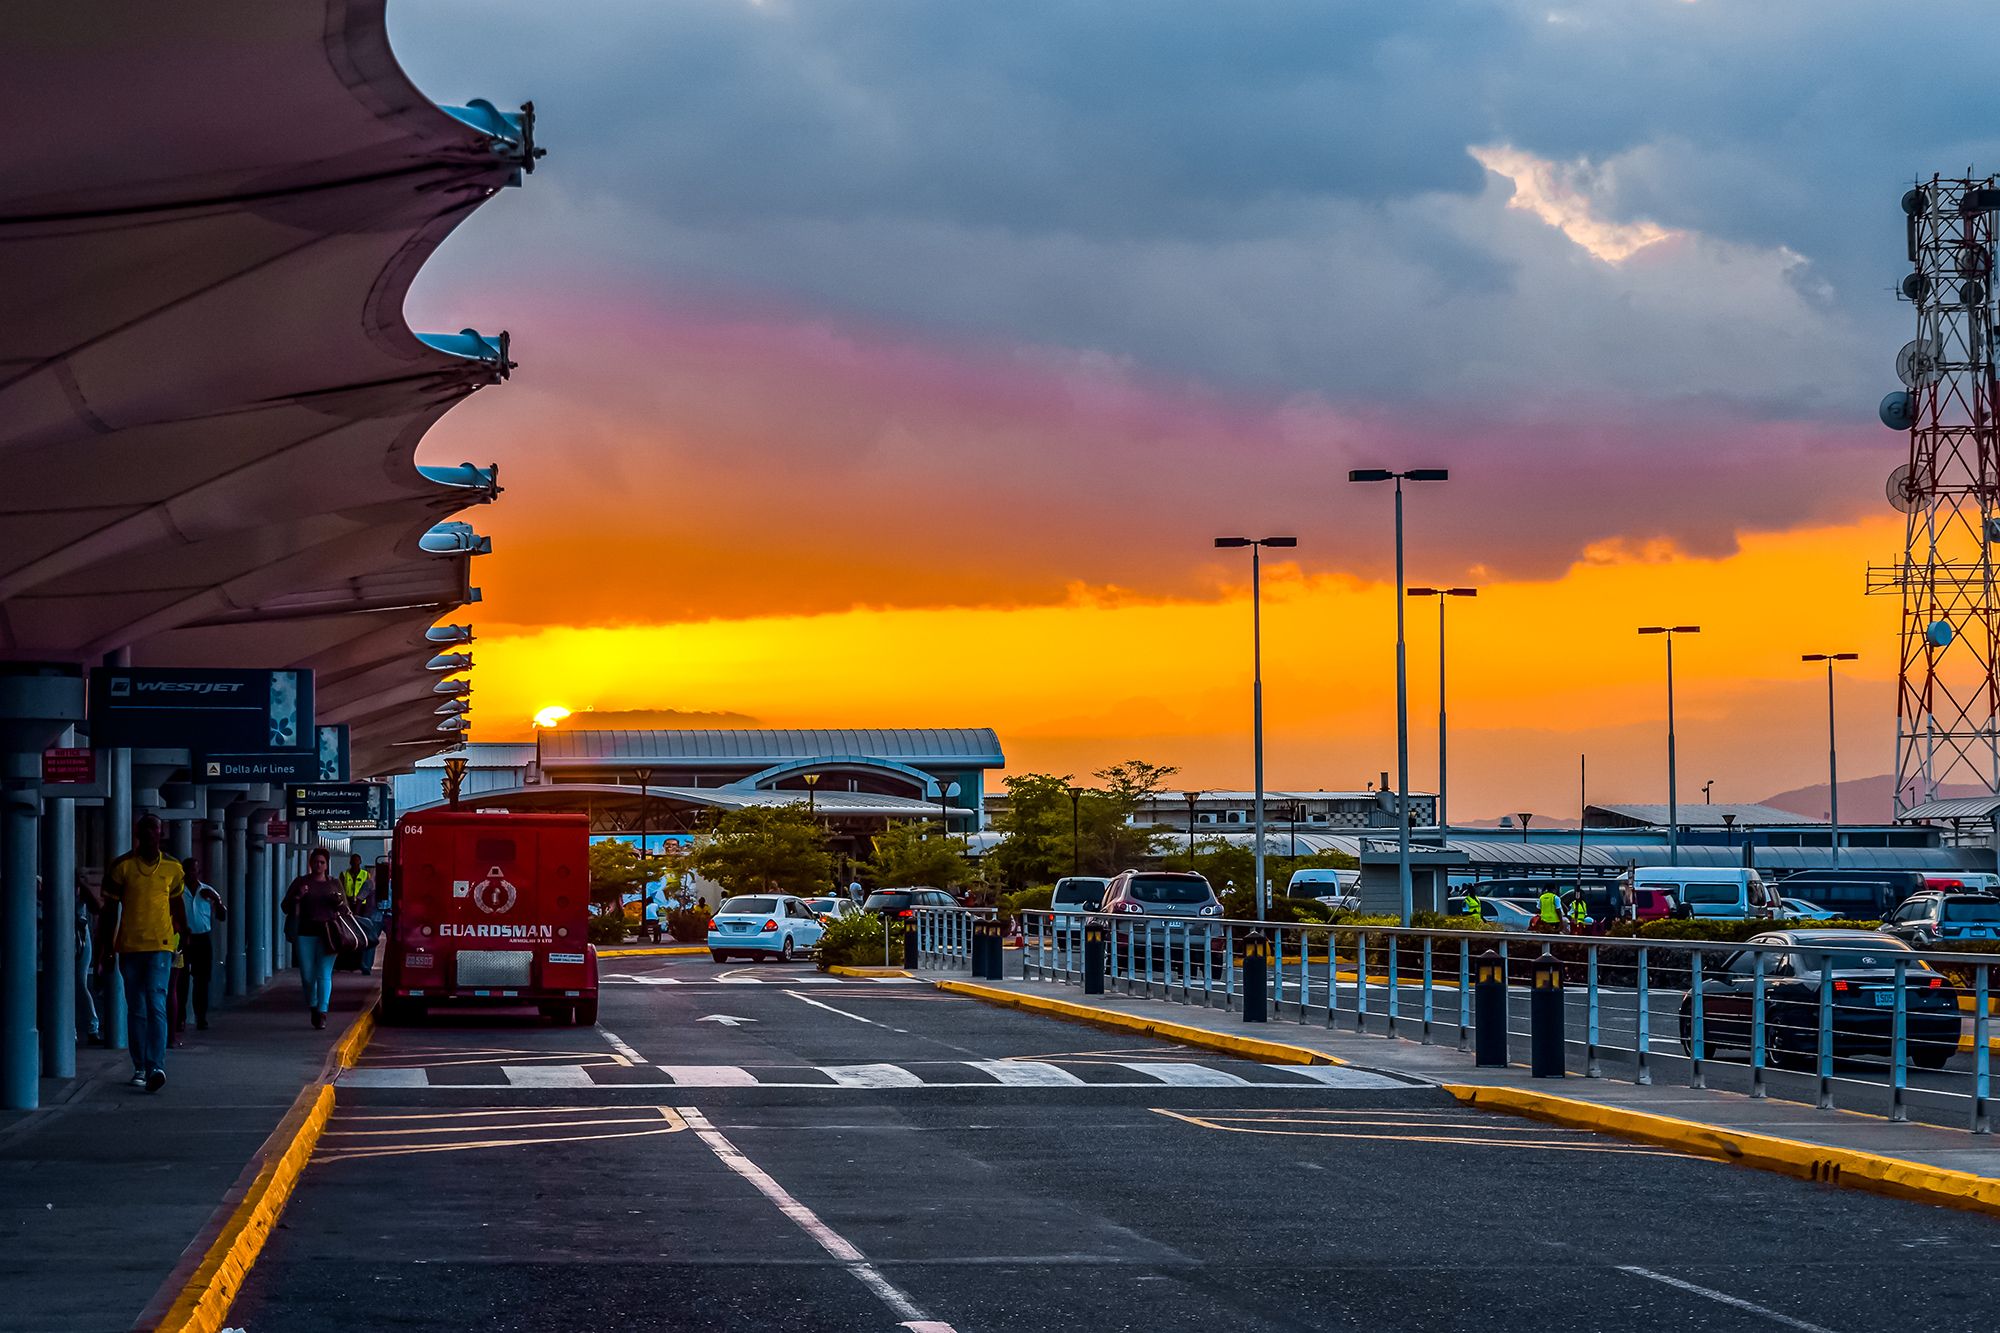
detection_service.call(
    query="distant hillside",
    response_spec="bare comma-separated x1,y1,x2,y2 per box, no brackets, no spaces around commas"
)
1757,774,1990,824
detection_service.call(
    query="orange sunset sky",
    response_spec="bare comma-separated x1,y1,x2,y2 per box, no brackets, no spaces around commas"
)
383,2,1986,820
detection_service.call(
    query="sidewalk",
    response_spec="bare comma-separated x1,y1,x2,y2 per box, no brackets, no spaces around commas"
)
0,970,377,1332
934,971,2000,1200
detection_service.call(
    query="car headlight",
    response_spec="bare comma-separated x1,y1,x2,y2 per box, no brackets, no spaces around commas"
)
1198,904,1221,916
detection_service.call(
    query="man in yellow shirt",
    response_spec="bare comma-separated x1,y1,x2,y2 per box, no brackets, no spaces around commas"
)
99,814,185,1093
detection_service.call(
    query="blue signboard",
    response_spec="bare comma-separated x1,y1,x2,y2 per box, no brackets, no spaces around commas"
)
199,750,318,783
316,724,350,782
89,668,313,751
288,782,389,824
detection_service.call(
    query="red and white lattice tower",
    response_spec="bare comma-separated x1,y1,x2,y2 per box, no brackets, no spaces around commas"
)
1870,176,2000,815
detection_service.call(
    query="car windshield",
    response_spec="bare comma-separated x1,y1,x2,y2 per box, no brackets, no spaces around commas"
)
1790,941,1927,973
804,898,839,912
719,896,777,915
1130,876,1212,904
1683,883,1742,904
1943,899,2000,923
1053,884,1105,908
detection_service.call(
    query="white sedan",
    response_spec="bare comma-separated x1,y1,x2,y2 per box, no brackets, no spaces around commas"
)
708,895,827,963
1780,897,1839,921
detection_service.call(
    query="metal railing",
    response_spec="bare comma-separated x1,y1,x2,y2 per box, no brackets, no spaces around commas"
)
912,906,1996,1133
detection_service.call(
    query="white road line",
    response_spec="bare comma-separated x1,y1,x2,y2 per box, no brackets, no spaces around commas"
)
500,1065,599,1087
824,1063,926,1089
599,1027,646,1065
1118,1061,1251,1087
1616,1266,1840,1333
337,1068,430,1088
967,1060,1086,1087
784,991,882,1025
1271,1066,1413,1090
676,1107,955,1331
659,1065,760,1086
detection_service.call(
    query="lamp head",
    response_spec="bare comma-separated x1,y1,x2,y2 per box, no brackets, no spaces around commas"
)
1347,469,1393,483
1406,468,1450,482
1213,537,1251,548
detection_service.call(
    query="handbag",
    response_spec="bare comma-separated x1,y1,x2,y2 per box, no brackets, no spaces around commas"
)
322,900,367,953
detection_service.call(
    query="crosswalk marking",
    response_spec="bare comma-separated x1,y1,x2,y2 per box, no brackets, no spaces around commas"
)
501,1065,602,1087
657,1065,762,1086
1118,1061,1251,1087
602,973,922,986
967,1060,1086,1087
824,1063,927,1089
1273,1065,1412,1089
339,1068,431,1088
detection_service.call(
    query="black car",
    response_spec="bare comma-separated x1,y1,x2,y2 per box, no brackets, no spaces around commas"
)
1677,930,1960,1069
1774,870,1927,920
861,887,958,919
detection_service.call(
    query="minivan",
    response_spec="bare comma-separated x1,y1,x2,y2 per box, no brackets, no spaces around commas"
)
1285,867,1359,899
1630,867,1778,920
1049,876,1111,944
1772,870,1926,920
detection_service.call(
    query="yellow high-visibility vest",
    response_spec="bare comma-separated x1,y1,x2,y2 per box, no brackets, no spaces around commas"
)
1462,895,1484,921
340,868,369,902
1537,891,1561,924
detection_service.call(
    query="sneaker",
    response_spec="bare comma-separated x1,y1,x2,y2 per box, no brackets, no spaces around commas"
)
145,1068,166,1093
196,1019,209,1031
128,1072,147,1089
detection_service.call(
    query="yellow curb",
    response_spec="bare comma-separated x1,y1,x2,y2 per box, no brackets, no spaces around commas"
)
599,944,710,957
935,979,1346,1066
1442,1083,2000,1219
155,1002,378,1333
826,965,912,978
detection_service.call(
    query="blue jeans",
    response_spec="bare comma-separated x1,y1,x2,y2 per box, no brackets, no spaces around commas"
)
119,951,172,1074
296,934,336,1012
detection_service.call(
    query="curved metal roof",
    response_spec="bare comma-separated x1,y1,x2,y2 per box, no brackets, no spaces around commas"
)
417,782,959,821
1,2,534,774
538,728,1007,770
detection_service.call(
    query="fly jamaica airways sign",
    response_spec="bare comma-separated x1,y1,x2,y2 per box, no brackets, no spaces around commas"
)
287,782,387,823
89,668,314,752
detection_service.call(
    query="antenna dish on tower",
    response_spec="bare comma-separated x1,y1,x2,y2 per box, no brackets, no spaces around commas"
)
1880,391,1915,430
1897,339,1941,388
1887,463,1921,513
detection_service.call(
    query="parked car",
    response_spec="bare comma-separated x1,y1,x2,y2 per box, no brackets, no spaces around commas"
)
1778,897,1838,921
1630,887,1688,922
1774,869,1927,920
861,887,960,919
708,894,827,963
1470,876,1627,920
1883,891,2000,947
1100,871,1225,970
1676,930,1960,1068
1446,895,1534,931
1049,876,1110,944
803,896,863,925
1285,867,1359,897
1633,867,1779,921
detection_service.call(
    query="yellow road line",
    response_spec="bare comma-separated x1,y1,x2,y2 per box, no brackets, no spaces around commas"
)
599,944,710,957
935,979,1346,1066
826,965,913,978
1443,1083,2000,1218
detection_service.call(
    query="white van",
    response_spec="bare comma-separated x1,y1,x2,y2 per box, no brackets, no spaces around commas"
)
1285,867,1360,901
1631,866,1778,920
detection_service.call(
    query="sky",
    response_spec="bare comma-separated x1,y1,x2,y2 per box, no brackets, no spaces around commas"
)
387,1,2000,819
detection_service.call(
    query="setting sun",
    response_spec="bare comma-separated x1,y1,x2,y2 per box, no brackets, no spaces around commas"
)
531,704,572,729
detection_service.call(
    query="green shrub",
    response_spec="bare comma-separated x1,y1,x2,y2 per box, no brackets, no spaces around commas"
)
1604,917,1881,943
815,912,908,970
586,912,629,945
664,905,712,942
1002,885,1054,916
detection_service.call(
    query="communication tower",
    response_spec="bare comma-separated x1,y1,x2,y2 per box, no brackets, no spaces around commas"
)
1869,175,2000,814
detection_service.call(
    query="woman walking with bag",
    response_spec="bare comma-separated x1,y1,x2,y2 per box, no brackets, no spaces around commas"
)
282,848,353,1029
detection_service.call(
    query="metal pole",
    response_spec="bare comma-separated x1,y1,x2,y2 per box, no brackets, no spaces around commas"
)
1252,540,1267,920
0,771,40,1109
40,771,77,1078
1070,791,1080,878
1826,659,1841,869
1666,632,1679,867
1437,594,1448,831
1395,479,1412,923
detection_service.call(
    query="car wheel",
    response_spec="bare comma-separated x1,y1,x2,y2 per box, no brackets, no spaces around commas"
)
781,936,795,962
1677,1004,1714,1060
1912,1040,1956,1070
710,951,729,964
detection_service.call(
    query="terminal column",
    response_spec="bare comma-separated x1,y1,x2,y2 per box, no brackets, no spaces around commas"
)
38,727,80,1079
225,797,252,996
247,805,275,988
102,741,131,1049
0,665,86,1111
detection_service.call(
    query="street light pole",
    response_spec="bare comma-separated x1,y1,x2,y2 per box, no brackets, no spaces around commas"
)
1067,785,1083,878
1803,653,1858,869
1215,535,1298,919
1350,469,1449,924
1406,586,1477,831
1183,790,1199,863
1638,626,1700,865
635,767,653,933
803,771,819,816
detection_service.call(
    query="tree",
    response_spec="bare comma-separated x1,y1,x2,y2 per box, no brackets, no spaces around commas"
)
1084,758,1177,872
987,773,1073,890
689,803,832,896
987,761,1179,885
587,838,675,917
863,820,971,889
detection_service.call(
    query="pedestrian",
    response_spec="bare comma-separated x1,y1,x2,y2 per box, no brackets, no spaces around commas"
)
340,853,377,974
1535,885,1562,933
282,848,347,1029
1461,888,1484,922
98,814,185,1093
75,868,105,1045
178,854,225,1032
642,884,663,943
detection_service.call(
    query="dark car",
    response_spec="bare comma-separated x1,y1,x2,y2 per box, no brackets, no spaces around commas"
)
1676,930,1960,1069
1883,891,2000,947
1100,870,1225,971
861,887,959,919
1773,870,1927,920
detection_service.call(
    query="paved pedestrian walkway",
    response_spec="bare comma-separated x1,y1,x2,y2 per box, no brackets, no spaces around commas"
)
0,971,377,1333
936,972,2000,1182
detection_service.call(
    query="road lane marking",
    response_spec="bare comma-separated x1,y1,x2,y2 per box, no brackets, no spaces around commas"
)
1266,1066,1417,1090
676,1107,956,1331
501,1065,599,1087
1152,1108,1684,1156
1119,1061,1251,1087
316,1107,686,1165
824,1063,927,1089
659,1065,760,1086
600,1027,647,1064
966,1060,1086,1087
784,991,882,1025
336,1068,430,1088
1615,1266,1840,1332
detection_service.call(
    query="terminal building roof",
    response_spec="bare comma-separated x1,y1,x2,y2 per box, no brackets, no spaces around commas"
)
538,728,1006,771
1585,803,1815,828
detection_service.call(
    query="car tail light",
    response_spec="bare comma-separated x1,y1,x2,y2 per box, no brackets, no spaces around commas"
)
1833,980,1849,992
819,915,831,924
1117,902,1145,914
897,909,913,919
763,919,779,931
1927,976,1942,988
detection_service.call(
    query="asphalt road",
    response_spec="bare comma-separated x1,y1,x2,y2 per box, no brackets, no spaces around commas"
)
230,955,2000,1332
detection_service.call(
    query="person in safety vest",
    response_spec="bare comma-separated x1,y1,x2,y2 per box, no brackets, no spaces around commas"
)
340,854,378,975
1565,888,1589,932
1461,890,1484,922
1536,888,1562,930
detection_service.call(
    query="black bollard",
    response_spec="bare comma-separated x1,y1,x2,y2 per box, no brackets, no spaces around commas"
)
1083,920,1106,994
1530,950,1565,1077
902,917,919,969
1474,948,1508,1067
1242,931,1269,1023
972,919,989,977
985,919,1005,981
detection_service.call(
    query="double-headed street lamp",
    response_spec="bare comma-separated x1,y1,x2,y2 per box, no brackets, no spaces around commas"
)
1349,469,1449,924
1802,653,1858,869
1638,626,1700,864
1215,535,1298,919
1406,586,1477,832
